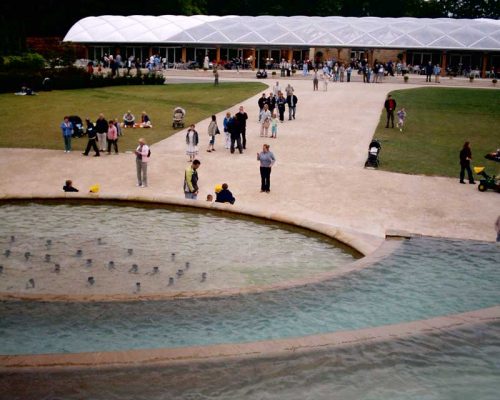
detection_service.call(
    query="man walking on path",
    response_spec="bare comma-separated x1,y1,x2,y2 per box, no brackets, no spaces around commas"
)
384,94,396,128
235,106,248,150
286,93,298,120
184,159,201,199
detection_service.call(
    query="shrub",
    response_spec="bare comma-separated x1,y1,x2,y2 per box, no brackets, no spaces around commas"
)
492,79,497,85
0,67,166,93
404,75,409,82
469,76,474,82
1,53,46,71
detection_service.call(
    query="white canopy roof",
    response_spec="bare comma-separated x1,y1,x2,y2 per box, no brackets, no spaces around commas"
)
64,15,500,51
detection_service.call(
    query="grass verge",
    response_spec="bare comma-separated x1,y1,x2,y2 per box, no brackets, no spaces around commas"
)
373,87,500,177
0,82,267,151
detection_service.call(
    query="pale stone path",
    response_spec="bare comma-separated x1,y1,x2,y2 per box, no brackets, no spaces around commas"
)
0,76,498,250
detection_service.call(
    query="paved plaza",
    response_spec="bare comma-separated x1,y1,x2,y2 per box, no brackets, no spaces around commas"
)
0,73,498,253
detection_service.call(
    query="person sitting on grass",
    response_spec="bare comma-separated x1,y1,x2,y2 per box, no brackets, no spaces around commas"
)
139,111,152,128
63,180,79,192
123,111,135,128
215,183,235,204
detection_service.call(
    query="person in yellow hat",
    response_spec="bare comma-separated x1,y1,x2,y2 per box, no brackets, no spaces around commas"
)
89,184,100,193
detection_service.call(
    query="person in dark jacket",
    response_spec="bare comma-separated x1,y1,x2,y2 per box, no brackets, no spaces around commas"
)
459,141,475,184
276,92,286,122
215,183,235,204
425,61,433,82
235,106,248,150
384,94,397,128
258,93,267,113
95,113,108,151
228,116,243,154
63,180,79,192
82,119,100,156
286,93,298,120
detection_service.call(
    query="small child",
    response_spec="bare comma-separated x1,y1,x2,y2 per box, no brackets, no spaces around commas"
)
397,108,407,132
63,180,79,192
270,113,278,138
206,194,213,202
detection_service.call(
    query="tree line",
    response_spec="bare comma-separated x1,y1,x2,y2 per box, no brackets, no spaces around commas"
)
1,0,498,54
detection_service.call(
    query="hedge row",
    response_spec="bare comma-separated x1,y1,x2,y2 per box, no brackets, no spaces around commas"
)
0,67,166,93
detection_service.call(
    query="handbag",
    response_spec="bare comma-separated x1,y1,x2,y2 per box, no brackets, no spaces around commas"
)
215,126,220,135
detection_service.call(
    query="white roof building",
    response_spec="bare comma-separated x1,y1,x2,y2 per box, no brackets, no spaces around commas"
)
64,15,500,51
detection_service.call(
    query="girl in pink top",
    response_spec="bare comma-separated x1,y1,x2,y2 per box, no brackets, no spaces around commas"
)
107,120,118,154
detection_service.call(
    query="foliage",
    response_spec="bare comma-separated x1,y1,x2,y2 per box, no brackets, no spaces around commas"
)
0,67,166,93
0,82,266,150
373,87,500,178
1,53,46,71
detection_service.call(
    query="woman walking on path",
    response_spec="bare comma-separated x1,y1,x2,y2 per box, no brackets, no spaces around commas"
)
207,115,217,152
313,69,319,91
459,141,475,184
257,144,276,193
60,116,73,153
186,124,199,162
259,104,272,137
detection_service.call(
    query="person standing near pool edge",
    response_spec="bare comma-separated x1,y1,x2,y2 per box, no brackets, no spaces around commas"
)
257,144,276,193
235,105,248,150
184,159,201,199
384,94,396,128
135,138,150,188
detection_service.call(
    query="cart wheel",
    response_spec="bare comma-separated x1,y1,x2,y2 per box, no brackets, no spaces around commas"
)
478,183,487,192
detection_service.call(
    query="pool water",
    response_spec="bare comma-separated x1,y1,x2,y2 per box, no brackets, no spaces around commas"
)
0,236,498,355
0,202,357,295
2,321,499,400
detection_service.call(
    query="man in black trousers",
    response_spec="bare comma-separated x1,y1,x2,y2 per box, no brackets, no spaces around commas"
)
235,105,248,150
82,119,100,156
384,94,396,128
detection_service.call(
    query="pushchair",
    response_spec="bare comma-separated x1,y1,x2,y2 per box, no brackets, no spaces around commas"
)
68,115,84,138
364,139,381,168
172,107,186,128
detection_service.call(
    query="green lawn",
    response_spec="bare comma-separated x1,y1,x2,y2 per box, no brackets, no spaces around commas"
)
373,87,500,177
0,82,266,151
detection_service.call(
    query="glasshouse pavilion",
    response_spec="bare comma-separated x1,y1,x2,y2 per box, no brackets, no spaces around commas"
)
64,15,500,76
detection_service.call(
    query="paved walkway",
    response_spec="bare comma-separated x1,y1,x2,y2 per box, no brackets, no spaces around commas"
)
0,75,498,252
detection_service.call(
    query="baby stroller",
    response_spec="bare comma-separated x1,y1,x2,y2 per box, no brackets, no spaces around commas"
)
172,107,186,128
364,139,381,168
68,115,84,138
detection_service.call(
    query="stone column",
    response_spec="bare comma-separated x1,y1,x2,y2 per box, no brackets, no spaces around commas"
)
481,52,488,78
402,50,407,65
287,48,293,62
338,48,343,63
148,47,153,57
181,47,187,63
440,50,447,76
216,47,221,64
251,48,256,69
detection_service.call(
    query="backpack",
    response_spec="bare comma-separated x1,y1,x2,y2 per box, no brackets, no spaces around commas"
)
148,149,151,157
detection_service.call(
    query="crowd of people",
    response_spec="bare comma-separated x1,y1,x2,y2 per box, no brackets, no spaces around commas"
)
60,111,152,156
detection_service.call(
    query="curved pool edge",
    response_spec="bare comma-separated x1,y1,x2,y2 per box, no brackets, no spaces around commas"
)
0,193,390,302
1,306,498,372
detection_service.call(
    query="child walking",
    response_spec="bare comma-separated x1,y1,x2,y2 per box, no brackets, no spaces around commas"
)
270,113,278,138
186,124,199,161
397,108,407,132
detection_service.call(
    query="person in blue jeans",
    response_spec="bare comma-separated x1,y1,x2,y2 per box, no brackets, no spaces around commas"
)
60,116,73,153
